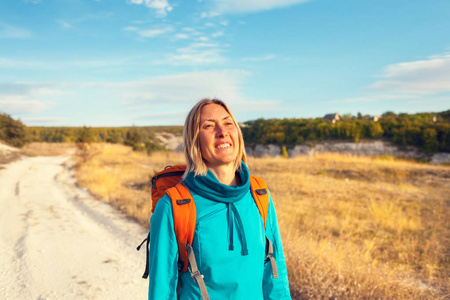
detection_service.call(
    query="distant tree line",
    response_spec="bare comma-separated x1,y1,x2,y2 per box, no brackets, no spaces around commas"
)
2,110,449,154
25,126,182,153
0,112,183,153
242,110,450,154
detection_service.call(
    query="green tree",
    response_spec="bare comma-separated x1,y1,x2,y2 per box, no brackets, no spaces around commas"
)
106,130,122,144
421,128,439,154
367,122,384,138
435,123,450,152
76,126,95,143
0,113,27,147
124,126,144,150
351,121,363,143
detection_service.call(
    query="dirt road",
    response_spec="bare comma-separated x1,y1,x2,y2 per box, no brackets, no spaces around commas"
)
0,156,149,299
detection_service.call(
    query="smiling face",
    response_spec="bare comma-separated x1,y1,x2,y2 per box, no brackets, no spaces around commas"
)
198,104,239,170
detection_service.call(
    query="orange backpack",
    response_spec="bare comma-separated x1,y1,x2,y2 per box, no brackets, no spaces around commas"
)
137,164,277,287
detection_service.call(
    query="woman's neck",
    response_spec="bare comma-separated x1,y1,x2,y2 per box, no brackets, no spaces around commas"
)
208,164,240,186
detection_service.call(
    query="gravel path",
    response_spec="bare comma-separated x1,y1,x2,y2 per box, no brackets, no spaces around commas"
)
0,156,149,300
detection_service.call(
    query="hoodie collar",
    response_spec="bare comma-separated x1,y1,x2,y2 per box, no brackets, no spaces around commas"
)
184,162,250,203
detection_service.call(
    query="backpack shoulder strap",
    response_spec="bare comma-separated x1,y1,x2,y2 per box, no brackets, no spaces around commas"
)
249,176,279,278
166,183,196,273
167,184,210,299
250,176,269,229
138,183,194,279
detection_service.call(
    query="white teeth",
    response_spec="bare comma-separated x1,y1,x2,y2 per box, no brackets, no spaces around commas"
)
217,143,231,149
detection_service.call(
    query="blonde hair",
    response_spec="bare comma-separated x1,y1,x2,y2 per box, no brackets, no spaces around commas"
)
183,98,247,178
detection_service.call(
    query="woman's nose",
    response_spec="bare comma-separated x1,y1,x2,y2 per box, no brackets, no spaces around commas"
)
215,124,228,137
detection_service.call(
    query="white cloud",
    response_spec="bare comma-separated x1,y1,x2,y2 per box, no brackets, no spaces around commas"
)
80,11,114,21
21,117,68,126
0,58,44,69
328,94,419,104
131,20,146,24
367,54,450,95
0,82,63,96
0,70,286,125
167,50,223,65
189,42,219,48
0,98,49,114
211,31,224,38
0,49,227,70
241,54,276,62
135,110,188,124
0,82,64,114
0,22,31,39
325,53,450,111
162,43,224,65
123,26,139,32
174,33,189,39
201,11,221,18
56,20,74,30
136,26,174,38
0,57,128,70
127,0,173,17
3,71,249,110
56,12,113,30
208,0,310,15
115,70,251,110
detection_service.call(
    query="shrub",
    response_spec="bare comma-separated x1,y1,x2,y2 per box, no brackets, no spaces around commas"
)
0,112,27,147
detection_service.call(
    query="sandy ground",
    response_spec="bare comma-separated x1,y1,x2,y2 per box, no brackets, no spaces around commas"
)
0,155,149,299
0,142,18,155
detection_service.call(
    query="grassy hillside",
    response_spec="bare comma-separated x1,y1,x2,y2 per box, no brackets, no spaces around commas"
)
72,143,449,299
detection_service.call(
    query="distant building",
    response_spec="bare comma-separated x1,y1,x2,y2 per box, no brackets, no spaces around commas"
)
323,113,341,124
432,115,437,123
363,116,380,122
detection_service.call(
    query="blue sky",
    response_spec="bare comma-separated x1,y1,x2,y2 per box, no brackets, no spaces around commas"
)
1,0,449,126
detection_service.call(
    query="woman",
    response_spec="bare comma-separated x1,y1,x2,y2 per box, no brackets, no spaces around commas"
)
148,98,291,299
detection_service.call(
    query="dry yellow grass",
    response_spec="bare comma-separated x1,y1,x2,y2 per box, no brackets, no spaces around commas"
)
73,143,184,224
21,142,75,156
248,154,449,299
1,142,75,165
73,144,450,299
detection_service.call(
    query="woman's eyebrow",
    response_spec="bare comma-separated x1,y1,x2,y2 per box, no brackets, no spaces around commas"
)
202,116,231,123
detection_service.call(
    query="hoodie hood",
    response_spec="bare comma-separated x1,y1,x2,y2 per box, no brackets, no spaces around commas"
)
184,162,250,203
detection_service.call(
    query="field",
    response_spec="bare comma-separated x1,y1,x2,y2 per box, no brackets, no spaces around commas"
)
72,143,450,299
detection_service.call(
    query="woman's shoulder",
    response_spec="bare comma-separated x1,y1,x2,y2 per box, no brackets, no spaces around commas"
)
152,194,173,215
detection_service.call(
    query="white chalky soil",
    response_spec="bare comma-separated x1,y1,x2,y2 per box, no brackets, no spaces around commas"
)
0,156,149,300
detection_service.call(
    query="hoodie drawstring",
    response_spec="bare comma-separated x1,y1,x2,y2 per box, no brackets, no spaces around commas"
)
228,204,234,251
227,203,249,256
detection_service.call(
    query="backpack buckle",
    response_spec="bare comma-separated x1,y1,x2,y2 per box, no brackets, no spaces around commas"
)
255,188,267,195
190,269,204,283
177,198,191,205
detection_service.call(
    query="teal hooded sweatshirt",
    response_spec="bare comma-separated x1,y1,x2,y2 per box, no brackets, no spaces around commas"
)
148,162,291,300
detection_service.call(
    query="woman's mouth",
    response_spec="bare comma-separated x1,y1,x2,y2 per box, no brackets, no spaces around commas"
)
216,143,231,149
